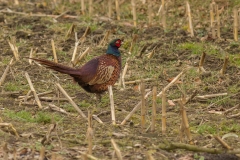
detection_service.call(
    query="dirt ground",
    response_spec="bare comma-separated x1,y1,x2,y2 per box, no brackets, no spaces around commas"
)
0,0,240,159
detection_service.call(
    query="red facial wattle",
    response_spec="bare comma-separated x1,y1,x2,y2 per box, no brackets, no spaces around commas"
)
115,40,121,48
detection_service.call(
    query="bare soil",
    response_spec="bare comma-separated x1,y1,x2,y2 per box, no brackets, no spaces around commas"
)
0,0,240,160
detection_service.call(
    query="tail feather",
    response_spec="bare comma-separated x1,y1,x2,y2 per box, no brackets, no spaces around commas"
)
29,58,80,75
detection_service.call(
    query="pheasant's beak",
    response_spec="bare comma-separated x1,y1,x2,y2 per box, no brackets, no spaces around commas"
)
121,41,124,45
119,40,124,47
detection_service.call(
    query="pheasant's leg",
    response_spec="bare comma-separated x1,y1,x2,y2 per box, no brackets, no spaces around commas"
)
91,94,102,114
95,94,102,108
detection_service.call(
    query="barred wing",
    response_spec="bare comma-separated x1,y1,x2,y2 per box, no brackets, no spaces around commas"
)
88,65,115,85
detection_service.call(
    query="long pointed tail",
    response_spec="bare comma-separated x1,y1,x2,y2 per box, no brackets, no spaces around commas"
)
29,58,80,75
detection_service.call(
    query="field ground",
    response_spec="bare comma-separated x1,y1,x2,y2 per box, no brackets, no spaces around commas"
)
0,0,240,159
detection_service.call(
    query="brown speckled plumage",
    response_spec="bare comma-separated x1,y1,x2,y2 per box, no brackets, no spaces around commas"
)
84,54,121,93
29,39,122,94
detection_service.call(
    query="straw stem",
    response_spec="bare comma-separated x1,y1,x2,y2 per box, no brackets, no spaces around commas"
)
73,47,91,66
161,0,166,29
0,123,19,138
39,146,45,160
56,83,87,119
161,89,166,134
115,78,153,86
157,69,187,97
65,23,75,39
111,139,123,160
131,0,137,27
86,110,93,155
89,0,93,16
214,136,232,150
115,0,120,20
178,99,193,144
198,52,206,73
186,1,194,37
108,0,112,18
14,0,19,5
51,39,58,63
121,58,129,89
0,58,14,86
99,30,111,46
210,3,216,39
216,5,221,38
71,26,90,64
148,2,153,26
233,8,238,41
121,91,152,125
81,0,85,15
220,55,229,75
151,86,157,132
128,34,138,54
25,72,43,109
108,85,116,125
141,80,146,130
8,40,19,61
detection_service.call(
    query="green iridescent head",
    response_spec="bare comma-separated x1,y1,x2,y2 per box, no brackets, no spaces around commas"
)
106,39,121,57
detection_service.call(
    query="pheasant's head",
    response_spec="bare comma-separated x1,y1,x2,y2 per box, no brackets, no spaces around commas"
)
106,39,122,57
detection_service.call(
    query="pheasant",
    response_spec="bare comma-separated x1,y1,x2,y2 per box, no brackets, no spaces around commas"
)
29,39,122,101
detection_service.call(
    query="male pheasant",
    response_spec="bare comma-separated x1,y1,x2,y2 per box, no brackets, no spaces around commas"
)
29,39,122,96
